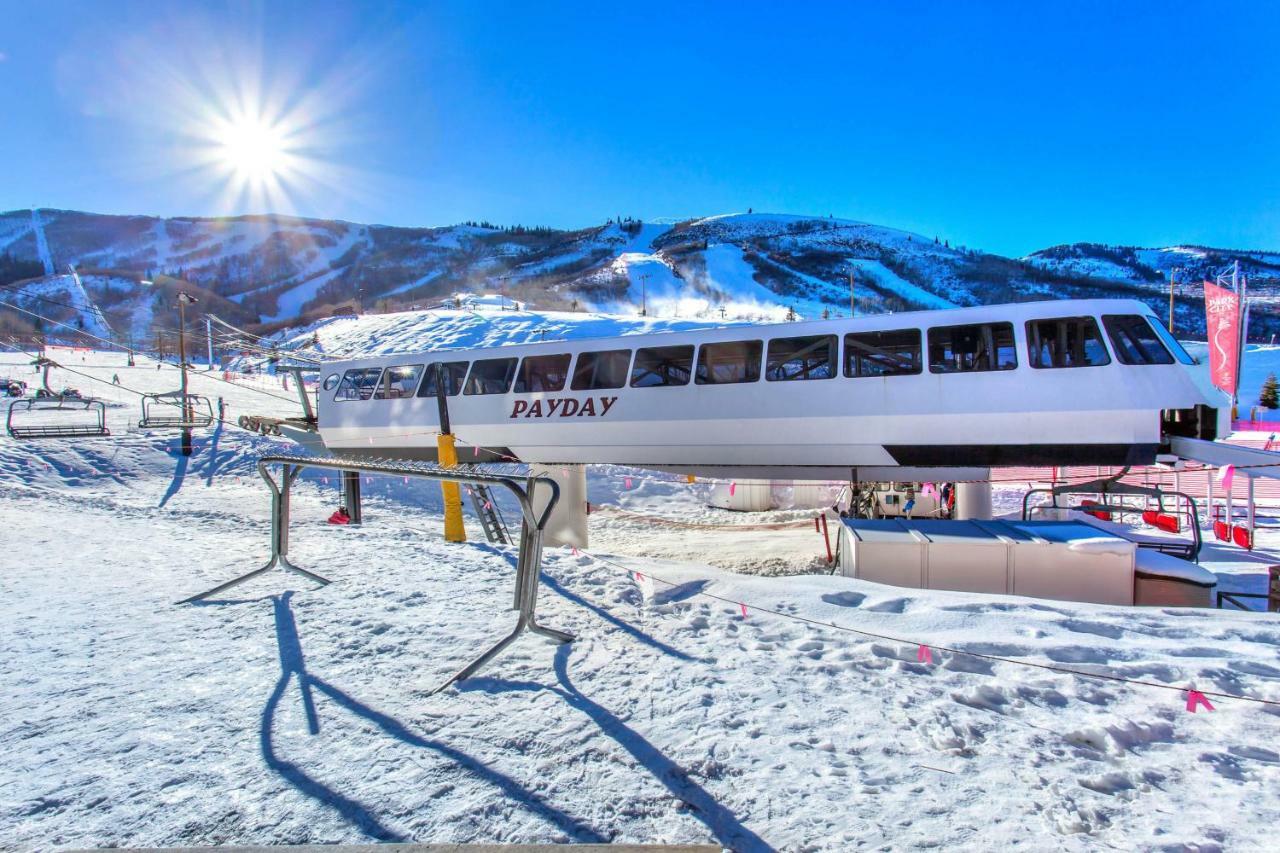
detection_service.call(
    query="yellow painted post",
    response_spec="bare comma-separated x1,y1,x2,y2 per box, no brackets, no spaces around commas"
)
437,433,467,542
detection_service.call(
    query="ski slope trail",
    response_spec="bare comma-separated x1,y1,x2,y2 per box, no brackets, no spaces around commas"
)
29,207,55,275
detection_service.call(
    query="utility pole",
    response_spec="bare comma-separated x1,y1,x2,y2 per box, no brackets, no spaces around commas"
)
206,316,214,370
177,292,197,457
848,266,856,317
639,273,650,317
1168,269,1176,333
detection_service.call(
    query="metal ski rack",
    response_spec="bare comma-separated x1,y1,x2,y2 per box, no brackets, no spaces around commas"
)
177,453,571,693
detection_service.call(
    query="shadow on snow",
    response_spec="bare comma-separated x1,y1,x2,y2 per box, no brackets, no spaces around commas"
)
261,591,607,843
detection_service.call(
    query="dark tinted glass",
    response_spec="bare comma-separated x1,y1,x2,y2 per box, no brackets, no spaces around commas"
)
334,367,382,401
844,329,922,377
928,323,1017,373
417,361,469,397
696,340,762,385
374,364,424,398
513,354,572,393
766,335,836,381
464,358,518,395
1148,317,1195,365
1026,318,1110,368
1103,315,1175,365
631,345,694,387
571,350,631,390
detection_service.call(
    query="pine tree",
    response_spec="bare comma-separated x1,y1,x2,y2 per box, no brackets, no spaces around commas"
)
1262,373,1279,409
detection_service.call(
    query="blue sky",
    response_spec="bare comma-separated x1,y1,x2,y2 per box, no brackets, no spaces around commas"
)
1,0,1277,256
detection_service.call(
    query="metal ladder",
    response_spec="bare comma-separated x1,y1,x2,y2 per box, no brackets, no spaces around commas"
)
468,484,511,544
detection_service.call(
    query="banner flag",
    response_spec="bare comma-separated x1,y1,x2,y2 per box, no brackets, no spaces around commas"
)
1203,280,1241,394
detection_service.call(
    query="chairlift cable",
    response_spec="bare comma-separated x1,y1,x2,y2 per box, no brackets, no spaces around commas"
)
0,298,305,407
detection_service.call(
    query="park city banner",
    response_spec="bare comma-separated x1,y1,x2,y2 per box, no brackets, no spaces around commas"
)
1203,280,1241,395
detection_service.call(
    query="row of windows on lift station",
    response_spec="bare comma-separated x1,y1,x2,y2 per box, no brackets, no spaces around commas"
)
326,314,1193,402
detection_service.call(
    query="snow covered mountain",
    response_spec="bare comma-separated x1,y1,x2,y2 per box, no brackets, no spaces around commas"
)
3,207,1277,340
1026,242,1280,287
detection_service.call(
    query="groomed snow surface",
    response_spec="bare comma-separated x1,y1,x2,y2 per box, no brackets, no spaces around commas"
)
3,350,1280,850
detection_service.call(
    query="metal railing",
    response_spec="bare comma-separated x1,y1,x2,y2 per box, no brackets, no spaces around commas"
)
177,454,573,693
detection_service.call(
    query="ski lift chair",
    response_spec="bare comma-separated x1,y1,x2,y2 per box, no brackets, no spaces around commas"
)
7,395,110,439
138,391,215,430
1022,468,1202,561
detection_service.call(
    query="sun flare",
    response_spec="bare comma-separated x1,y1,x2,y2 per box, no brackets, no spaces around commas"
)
215,114,289,185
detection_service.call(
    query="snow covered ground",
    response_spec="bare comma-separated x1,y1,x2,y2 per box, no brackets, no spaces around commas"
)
3,350,1280,850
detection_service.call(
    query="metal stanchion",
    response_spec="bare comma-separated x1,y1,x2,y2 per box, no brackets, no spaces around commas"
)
178,455,573,692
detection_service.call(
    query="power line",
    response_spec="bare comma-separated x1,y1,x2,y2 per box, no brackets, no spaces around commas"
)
0,297,305,408
0,279,330,365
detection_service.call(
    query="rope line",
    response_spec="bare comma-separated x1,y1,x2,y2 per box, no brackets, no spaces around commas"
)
571,548,1280,708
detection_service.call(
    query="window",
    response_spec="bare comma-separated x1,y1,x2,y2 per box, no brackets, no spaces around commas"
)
928,322,1017,373
1103,315,1174,365
1147,317,1196,365
322,373,340,391
844,329,922,377
696,340,762,385
373,364,424,398
333,367,382,401
513,353,572,393
1025,318,1110,369
571,350,631,390
766,335,836,381
464,358,518,395
631,345,694,387
417,361,469,397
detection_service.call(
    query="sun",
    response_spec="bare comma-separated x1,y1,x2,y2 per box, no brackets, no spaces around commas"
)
215,114,289,185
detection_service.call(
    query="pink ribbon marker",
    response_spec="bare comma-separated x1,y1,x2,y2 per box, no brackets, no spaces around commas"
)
917,645,934,664
625,477,633,490
403,476,409,484
1186,690,1215,713
570,546,579,556
729,481,737,497
474,445,480,457
1219,464,1235,493
634,571,644,582
739,602,748,618
484,500,492,510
